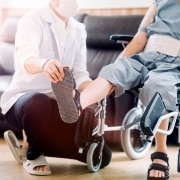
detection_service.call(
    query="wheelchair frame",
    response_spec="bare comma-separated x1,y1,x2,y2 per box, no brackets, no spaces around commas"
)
77,88,179,173
75,34,180,173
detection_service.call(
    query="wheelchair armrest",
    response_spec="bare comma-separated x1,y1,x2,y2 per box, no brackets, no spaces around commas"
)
110,34,134,44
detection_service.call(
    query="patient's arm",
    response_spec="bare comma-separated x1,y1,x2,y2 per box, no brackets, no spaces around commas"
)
120,2,156,58
120,31,148,58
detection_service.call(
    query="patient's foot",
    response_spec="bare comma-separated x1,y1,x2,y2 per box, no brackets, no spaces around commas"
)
147,152,169,179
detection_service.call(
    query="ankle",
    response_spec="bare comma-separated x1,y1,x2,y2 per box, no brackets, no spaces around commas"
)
22,141,29,149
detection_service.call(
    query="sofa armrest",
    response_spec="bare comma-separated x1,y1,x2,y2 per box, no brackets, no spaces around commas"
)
0,16,20,76
0,75,12,97
0,42,15,75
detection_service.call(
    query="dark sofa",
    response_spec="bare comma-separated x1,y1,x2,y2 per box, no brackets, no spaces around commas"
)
0,13,144,148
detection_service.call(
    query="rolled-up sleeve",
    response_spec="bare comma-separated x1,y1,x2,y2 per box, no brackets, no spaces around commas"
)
138,1,156,34
14,13,42,71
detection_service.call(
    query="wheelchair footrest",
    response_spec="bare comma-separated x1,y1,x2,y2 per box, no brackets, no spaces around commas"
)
140,92,166,136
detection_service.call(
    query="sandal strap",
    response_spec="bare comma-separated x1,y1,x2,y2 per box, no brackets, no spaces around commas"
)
74,89,82,112
149,163,169,171
148,163,169,179
151,152,169,165
15,147,27,160
23,156,51,176
147,152,169,180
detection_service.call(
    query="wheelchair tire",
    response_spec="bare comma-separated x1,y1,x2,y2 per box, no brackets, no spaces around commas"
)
121,107,152,160
87,142,102,172
177,149,180,172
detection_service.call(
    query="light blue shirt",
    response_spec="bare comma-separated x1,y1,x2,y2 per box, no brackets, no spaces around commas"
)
147,0,180,39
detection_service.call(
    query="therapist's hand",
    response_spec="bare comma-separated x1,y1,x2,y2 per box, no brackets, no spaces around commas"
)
43,59,65,83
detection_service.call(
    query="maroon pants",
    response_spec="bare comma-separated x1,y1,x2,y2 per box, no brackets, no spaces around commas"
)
5,92,111,167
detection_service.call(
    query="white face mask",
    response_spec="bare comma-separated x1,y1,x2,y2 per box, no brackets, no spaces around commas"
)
58,0,79,17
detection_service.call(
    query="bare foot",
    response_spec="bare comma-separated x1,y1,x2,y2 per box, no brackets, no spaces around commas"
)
33,165,51,172
148,152,169,179
149,159,167,178
22,130,29,149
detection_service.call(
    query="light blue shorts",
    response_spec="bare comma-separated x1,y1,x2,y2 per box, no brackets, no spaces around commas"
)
99,51,180,111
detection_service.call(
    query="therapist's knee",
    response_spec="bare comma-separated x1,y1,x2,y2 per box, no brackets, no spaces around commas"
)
21,92,51,114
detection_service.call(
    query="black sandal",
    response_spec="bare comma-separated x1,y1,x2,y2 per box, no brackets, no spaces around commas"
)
51,67,82,123
147,152,169,180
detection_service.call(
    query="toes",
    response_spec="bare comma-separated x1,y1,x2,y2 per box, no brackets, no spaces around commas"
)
150,170,165,178
33,165,50,172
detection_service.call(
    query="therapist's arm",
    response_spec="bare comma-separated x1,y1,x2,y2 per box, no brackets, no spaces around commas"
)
24,56,65,83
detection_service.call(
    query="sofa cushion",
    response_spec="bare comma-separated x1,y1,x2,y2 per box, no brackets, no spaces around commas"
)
0,75,12,97
0,16,20,43
0,16,19,75
0,42,15,75
74,13,87,23
85,15,143,79
87,48,120,79
84,15,143,49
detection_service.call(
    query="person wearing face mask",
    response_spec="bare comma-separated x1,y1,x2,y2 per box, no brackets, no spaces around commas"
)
0,0,112,176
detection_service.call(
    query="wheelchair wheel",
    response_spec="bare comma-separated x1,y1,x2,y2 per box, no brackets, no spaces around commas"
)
177,149,180,172
121,107,152,160
87,142,102,172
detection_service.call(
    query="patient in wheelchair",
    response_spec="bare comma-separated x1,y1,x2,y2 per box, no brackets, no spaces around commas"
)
54,0,180,179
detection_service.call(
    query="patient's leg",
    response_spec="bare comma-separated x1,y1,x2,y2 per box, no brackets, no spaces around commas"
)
148,117,169,178
80,77,115,109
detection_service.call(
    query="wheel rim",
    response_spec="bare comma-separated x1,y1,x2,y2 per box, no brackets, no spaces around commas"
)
121,108,152,159
87,142,102,172
129,124,149,153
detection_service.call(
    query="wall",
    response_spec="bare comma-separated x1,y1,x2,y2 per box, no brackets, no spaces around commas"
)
0,0,152,25
78,0,152,15
79,8,148,16
0,0,152,9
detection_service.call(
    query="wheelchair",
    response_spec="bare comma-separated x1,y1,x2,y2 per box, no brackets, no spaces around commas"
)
74,34,180,173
